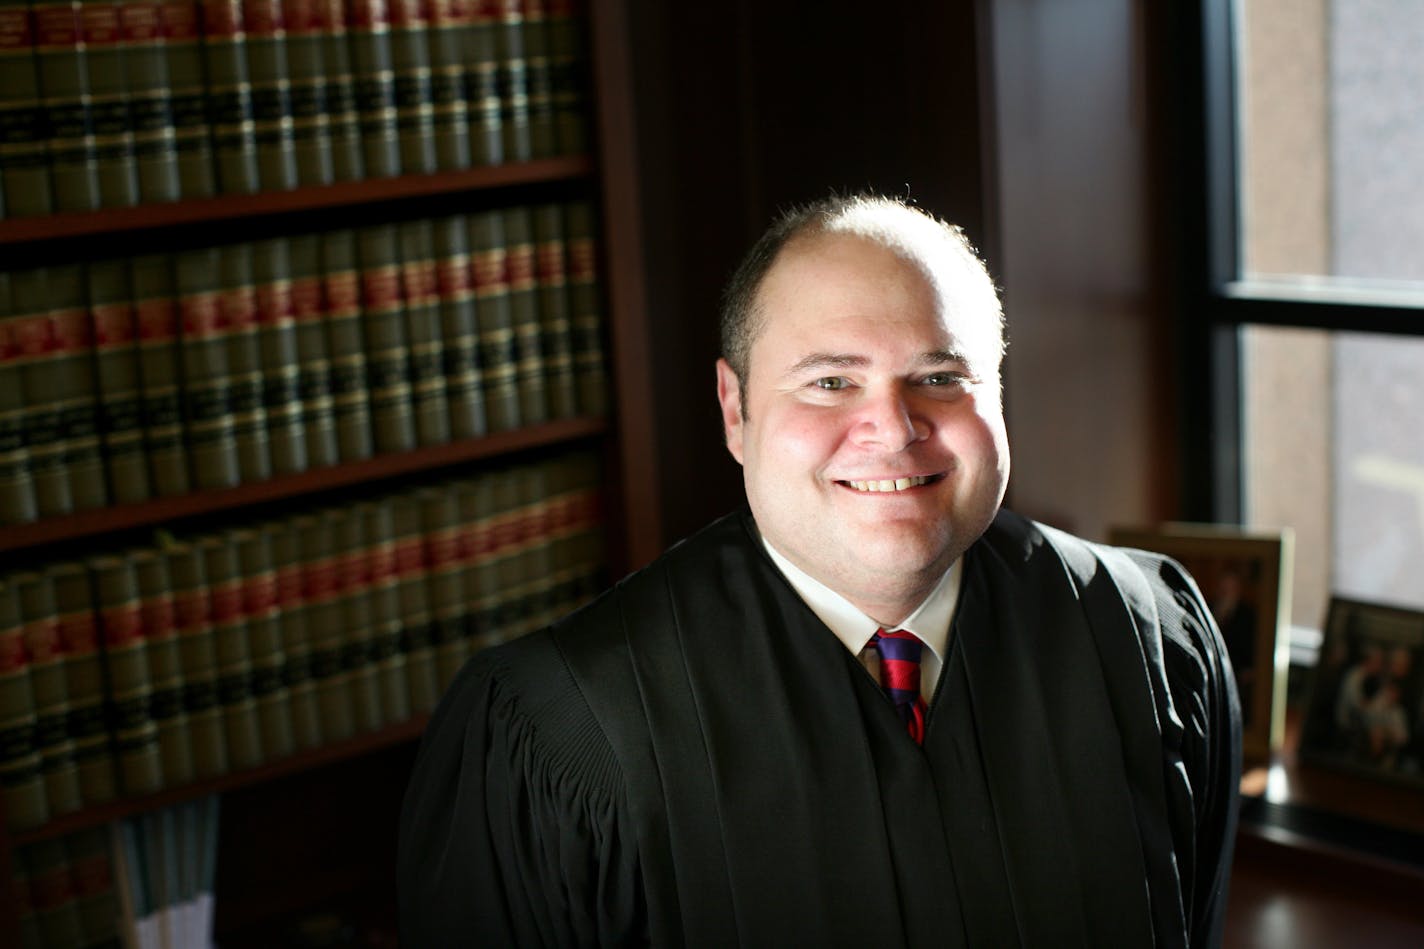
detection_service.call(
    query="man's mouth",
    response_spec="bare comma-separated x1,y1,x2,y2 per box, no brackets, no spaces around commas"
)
837,474,943,493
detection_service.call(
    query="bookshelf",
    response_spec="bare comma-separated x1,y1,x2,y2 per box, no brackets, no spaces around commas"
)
0,0,660,943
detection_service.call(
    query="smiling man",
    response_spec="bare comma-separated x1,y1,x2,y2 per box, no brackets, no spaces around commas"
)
399,194,1242,947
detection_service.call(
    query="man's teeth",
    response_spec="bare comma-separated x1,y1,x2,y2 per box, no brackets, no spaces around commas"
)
846,475,931,493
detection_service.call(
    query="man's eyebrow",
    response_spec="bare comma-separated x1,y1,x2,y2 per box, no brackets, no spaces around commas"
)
785,352,869,375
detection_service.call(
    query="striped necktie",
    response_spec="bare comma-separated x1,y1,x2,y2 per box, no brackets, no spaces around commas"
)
870,629,927,744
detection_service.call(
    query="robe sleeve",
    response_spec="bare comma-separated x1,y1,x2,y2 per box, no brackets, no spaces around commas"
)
397,641,646,948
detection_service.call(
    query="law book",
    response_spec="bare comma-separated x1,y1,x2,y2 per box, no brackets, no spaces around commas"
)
432,213,486,439
277,0,333,186
531,201,576,418
519,461,561,631
217,242,273,484
355,223,417,454
233,526,294,761
543,448,585,616
164,539,229,781
314,0,361,181
266,517,321,749
252,236,309,475
25,837,85,947
296,510,355,741
243,0,298,190
519,0,554,158
32,0,101,211
175,246,241,491
460,0,500,165
9,267,73,516
545,0,585,156
417,484,468,689
117,0,180,203
453,472,499,653
13,570,81,819
502,464,545,641
390,492,438,713
86,258,152,505
318,228,374,461
0,272,40,525
129,253,191,497
361,498,410,726
467,209,519,431
332,503,384,732
199,0,260,194
346,0,401,177
199,533,263,770
132,546,195,787
0,0,56,217
567,447,604,603
50,263,109,512
486,466,526,642
90,553,163,796
491,0,528,162
81,0,141,208
287,232,339,468
157,0,216,198
387,0,434,174
564,198,607,416
48,560,118,807
68,825,122,949
397,217,451,446
423,0,469,170
0,577,48,833
502,204,548,425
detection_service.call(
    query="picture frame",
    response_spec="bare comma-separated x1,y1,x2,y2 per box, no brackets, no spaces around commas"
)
1109,523,1293,762
1297,597,1424,789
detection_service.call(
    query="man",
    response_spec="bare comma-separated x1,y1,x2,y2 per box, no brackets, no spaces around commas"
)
398,194,1242,947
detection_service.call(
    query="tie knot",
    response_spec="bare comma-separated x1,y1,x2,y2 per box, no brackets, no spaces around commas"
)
870,628,927,744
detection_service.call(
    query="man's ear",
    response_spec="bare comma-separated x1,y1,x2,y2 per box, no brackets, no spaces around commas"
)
715,358,745,465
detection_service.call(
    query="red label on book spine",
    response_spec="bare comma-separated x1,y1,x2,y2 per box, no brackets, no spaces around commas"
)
33,4,82,48
81,3,123,45
118,2,163,42
201,0,245,37
101,603,144,647
93,303,137,347
220,287,259,331
137,298,179,342
256,280,295,325
0,9,35,48
181,293,224,337
159,0,198,39
59,610,100,654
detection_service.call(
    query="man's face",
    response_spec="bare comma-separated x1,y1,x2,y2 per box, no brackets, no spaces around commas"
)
717,233,1010,621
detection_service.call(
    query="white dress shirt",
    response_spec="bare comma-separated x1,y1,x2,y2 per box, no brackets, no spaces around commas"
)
760,538,962,703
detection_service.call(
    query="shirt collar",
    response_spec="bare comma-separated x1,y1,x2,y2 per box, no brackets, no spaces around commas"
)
759,536,961,664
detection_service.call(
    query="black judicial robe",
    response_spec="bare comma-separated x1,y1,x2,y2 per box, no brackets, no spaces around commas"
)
398,508,1241,948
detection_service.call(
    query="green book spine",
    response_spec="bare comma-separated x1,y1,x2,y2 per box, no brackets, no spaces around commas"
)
130,253,191,497
454,472,499,652
356,224,416,453
519,0,553,158
0,0,56,217
314,0,361,181
81,0,140,207
48,561,118,807
288,232,338,467
363,498,409,725
519,461,559,630
90,553,163,796
133,547,194,787
502,205,547,424
391,494,437,713
532,201,576,418
0,273,40,524
0,578,47,833
14,571,81,818
546,0,585,155
117,0,180,203
158,0,215,198
252,236,309,475
199,0,260,193
199,533,263,770
346,0,400,177
49,264,108,512
500,466,540,641
277,0,333,186
297,510,354,741
319,229,374,461
387,0,434,174
32,0,100,210
218,239,273,484
564,198,606,416
543,449,581,616
67,826,121,949
175,246,240,490
242,0,297,190
486,467,522,641
569,447,604,602
86,258,152,505
165,540,229,780
419,484,468,690
10,268,73,516
268,518,320,749
397,217,451,446
433,213,485,439
491,0,528,162
334,504,383,732
467,209,518,431
26,838,85,948
424,0,469,170
460,0,500,165
233,527,294,760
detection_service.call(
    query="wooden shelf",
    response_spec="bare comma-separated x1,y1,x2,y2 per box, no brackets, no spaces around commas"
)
0,416,608,554
0,156,593,247
12,714,429,847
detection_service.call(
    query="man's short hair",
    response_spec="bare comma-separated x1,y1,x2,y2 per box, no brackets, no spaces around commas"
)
719,193,1006,397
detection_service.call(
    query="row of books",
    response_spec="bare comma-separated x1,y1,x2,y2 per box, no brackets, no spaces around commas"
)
11,797,220,949
0,198,609,525
0,448,605,834
0,0,591,218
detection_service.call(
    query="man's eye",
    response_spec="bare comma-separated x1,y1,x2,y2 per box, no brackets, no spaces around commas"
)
814,377,848,390
924,372,969,387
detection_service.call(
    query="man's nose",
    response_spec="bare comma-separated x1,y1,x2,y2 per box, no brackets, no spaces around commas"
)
849,385,927,451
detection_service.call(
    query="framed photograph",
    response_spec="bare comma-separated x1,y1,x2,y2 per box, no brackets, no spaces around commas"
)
1297,598,1424,788
1109,523,1293,762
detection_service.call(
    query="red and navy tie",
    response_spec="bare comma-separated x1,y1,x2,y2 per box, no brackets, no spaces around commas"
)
871,628,928,744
